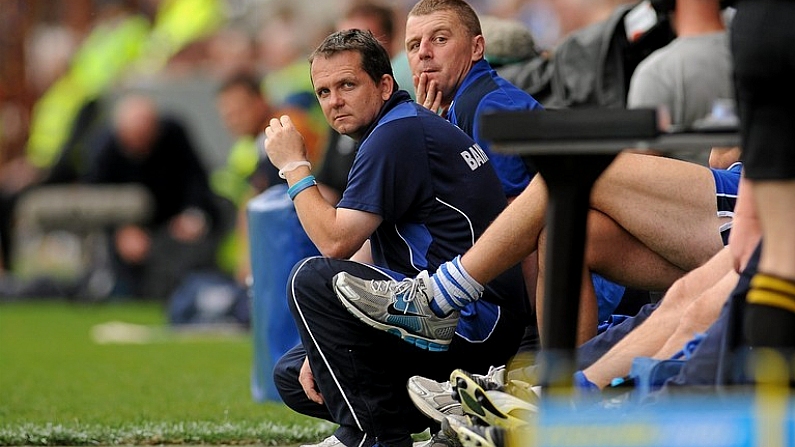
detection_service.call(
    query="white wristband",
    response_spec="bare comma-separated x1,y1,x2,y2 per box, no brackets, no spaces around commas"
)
278,160,312,179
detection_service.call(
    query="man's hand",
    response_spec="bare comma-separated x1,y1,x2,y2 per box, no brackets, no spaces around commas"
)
414,73,443,114
299,356,324,405
263,115,308,171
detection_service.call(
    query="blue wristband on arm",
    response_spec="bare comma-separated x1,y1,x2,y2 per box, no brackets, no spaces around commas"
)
288,175,317,200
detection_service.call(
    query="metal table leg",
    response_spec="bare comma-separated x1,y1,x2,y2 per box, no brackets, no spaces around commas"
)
530,153,617,388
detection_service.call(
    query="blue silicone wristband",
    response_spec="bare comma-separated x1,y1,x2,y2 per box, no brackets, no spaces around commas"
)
287,175,317,200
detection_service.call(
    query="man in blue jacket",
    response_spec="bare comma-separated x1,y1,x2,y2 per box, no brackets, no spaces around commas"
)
407,0,543,199
264,29,528,447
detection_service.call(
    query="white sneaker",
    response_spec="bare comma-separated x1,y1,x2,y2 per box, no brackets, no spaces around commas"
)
301,435,345,447
333,271,459,351
408,375,464,423
407,365,507,423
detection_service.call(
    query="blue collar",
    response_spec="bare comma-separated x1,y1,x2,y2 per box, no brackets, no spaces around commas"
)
358,90,413,143
451,59,494,108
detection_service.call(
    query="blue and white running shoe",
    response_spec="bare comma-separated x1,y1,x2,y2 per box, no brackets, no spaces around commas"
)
333,270,459,351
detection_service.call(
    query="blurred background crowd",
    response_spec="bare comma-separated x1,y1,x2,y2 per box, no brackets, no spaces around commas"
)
0,0,633,170
0,0,633,313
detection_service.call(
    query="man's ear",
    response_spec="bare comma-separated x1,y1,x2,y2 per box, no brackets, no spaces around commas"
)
472,34,485,61
380,74,395,100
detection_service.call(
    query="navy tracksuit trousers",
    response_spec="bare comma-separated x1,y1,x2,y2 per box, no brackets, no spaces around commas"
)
272,257,526,447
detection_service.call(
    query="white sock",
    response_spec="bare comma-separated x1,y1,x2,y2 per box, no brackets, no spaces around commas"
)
430,256,484,315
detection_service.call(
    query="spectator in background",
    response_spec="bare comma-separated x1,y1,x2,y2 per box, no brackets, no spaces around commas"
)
257,4,331,168
212,73,284,284
134,0,226,75
204,26,261,81
487,0,634,49
479,15,542,69
85,93,223,300
213,74,281,205
0,0,151,274
1,0,226,275
627,0,734,167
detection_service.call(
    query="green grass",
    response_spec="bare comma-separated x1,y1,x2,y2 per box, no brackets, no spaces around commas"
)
0,301,334,446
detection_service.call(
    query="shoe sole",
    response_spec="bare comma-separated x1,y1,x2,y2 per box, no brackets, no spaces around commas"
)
451,370,535,429
407,380,463,423
333,276,451,352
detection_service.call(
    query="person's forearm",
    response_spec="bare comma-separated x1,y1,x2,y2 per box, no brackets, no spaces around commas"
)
290,185,354,258
282,168,377,259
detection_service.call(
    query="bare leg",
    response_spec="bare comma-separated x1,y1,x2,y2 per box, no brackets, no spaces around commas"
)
653,267,739,359
506,195,541,320
536,227,598,345
522,251,539,317
583,246,733,389
743,180,795,348
590,152,725,272
461,176,548,285
464,154,722,348
585,210,687,291
462,153,723,287
753,180,795,279
536,211,689,346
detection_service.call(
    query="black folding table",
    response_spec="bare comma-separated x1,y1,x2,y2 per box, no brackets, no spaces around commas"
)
481,108,740,390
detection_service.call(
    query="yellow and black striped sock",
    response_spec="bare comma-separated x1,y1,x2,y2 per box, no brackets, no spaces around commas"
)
748,273,795,312
745,273,795,348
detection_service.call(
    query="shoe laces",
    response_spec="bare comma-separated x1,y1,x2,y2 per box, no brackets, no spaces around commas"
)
483,365,506,387
372,276,427,307
485,365,503,380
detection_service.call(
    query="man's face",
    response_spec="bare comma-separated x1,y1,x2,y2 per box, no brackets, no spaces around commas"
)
116,98,159,159
311,50,392,141
217,85,269,137
405,10,484,106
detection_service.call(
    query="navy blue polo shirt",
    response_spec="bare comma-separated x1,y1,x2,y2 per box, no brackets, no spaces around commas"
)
449,59,544,197
338,90,527,323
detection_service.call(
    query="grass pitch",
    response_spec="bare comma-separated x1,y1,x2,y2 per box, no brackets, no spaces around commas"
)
0,300,333,446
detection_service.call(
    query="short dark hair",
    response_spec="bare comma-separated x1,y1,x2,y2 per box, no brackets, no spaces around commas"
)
409,0,482,37
309,29,394,87
344,1,395,43
217,72,263,97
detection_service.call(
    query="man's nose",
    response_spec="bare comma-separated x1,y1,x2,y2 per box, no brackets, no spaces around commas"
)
329,91,344,107
417,40,432,59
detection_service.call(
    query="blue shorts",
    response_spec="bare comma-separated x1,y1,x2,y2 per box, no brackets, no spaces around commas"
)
593,161,742,328
593,273,627,324
711,162,742,245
